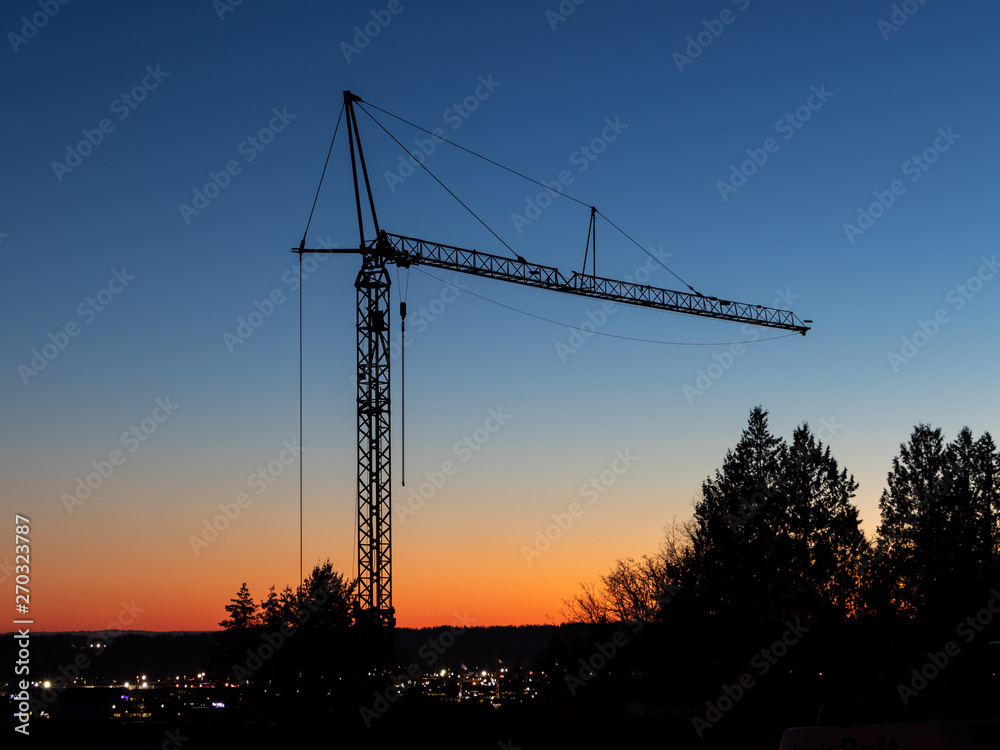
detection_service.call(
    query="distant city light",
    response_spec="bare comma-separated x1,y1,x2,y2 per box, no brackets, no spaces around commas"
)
43,681,50,688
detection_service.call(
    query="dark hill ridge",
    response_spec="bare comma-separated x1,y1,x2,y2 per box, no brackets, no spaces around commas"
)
395,624,556,669
1,632,218,683
1,625,557,682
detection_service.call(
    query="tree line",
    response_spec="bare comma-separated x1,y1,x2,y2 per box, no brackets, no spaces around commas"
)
213,406,999,727
561,406,1000,706
211,561,377,707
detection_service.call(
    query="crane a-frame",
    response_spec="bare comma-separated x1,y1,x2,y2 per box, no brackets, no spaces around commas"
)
294,91,810,630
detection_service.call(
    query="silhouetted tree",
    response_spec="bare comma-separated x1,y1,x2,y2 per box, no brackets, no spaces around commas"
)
782,424,866,619
940,428,1000,593
288,561,358,694
684,407,864,626
684,407,788,624
210,582,260,679
868,423,946,620
259,585,297,632
563,581,611,625
563,522,688,626
872,424,1000,627
294,560,354,632
219,582,259,631
557,410,1000,713
603,556,669,622
211,562,365,705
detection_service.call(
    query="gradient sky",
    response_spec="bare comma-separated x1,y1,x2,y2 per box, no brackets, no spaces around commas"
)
3,1,999,632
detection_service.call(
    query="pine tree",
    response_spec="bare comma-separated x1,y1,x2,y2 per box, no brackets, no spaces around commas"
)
688,406,788,623
686,407,865,625
874,425,1000,625
219,582,259,631
782,424,865,619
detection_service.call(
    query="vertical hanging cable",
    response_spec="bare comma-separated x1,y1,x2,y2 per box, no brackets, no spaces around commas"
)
400,301,407,486
296,101,344,590
299,250,303,588
397,267,409,487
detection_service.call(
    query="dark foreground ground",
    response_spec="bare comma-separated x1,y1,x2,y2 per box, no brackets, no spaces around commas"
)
10,690,1000,750
1,702,774,750
8,623,1000,748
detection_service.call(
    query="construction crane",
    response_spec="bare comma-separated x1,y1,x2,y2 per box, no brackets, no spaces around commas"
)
294,91,811,631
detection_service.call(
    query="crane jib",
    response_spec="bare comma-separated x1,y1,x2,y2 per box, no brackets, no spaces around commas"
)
294,233,809,334
376,233,809,335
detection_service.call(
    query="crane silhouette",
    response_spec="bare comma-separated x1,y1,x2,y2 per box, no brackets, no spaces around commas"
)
293,91,811,631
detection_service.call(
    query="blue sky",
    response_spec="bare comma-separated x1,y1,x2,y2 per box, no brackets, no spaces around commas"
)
3,0,999,629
